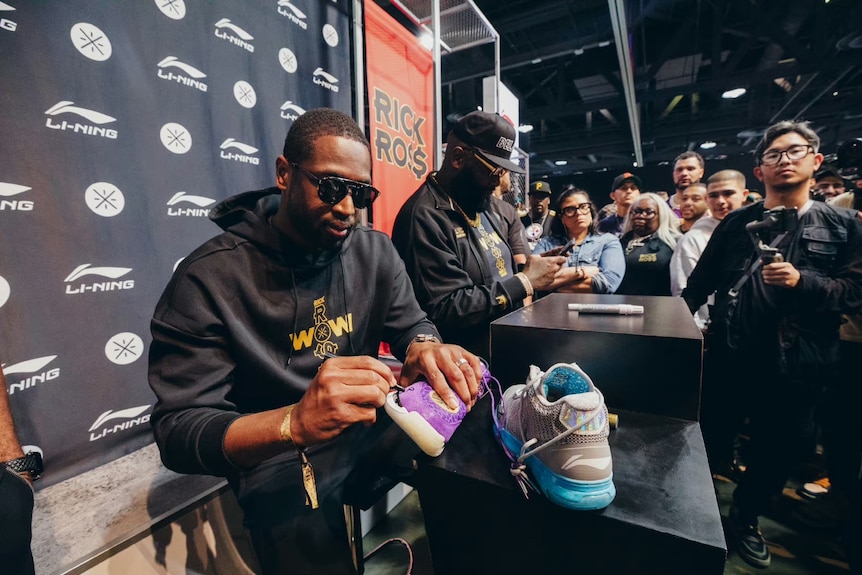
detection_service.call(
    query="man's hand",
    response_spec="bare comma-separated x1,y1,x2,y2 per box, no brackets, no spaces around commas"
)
522,254,566,291
291,356,396,446
762,261,801,288
399,343,483,411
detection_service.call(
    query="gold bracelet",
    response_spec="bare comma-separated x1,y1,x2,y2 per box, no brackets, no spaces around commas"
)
515,272,534,297
280,405,296,447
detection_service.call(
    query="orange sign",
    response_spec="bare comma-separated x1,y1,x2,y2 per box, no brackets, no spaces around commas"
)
365,1,435,237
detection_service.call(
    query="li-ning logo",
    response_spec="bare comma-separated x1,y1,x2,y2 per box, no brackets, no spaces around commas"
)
70,22,112,61
214,18,254,52
277,0,307,29
0,275,9,308
64,264,134,295
220,138,260,165
0,182,33,211
3,356,60,396
322,24,338,47
313,67,339,93
166,192,215,217
372,88,428,180
280,101,306,121
289,296,353,359
1,1,16,33
160,122,192,154
105,332,144,365
45,101,118,139
233,81,257,108
154,0,186,20
85,182,125,217
157,57,208,92
279,48,298,73
88,405,151,442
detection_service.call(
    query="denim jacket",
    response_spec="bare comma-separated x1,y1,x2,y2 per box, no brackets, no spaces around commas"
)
535,232,625,293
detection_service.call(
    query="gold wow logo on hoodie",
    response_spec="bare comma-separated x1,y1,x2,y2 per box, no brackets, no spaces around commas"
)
289,296,354,359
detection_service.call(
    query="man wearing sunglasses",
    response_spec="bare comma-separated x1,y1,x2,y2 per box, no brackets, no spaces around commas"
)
683,120,862,569
148,108,484,575
393,111,565,358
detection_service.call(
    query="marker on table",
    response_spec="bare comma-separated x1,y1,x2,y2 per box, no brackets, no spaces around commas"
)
567,303,644,315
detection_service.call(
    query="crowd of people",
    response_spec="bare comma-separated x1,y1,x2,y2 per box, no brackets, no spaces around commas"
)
4,109,859,575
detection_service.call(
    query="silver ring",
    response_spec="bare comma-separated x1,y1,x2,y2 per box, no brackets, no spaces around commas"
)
455,358,468,367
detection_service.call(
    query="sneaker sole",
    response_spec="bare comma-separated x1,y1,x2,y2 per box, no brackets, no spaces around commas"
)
498,427,615,510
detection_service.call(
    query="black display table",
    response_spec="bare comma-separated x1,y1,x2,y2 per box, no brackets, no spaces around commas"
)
416,399,727,575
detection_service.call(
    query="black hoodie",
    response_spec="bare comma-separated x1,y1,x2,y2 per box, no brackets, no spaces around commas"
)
148,188,437,477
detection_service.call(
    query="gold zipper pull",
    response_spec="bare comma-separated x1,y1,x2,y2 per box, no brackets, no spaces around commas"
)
299,449,319,509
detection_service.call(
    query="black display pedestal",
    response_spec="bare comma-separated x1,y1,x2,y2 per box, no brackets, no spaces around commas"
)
416,400,727,575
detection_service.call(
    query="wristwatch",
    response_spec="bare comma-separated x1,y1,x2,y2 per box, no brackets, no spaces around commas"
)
5,452,43,481
411,334,440,345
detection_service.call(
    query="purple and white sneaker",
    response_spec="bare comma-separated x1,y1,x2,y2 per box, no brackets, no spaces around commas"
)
385,364,491,456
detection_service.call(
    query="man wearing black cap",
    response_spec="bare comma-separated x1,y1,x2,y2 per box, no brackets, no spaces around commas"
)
392,111,565,357
812,166,847,201
521,181,555,252
597,172,642,237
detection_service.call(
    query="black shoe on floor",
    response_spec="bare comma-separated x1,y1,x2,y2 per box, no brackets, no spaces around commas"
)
730,507,771,569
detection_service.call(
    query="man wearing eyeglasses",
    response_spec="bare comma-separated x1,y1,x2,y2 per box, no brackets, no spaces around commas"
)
683,120,862,569
392,111,565,358
148,108,484,575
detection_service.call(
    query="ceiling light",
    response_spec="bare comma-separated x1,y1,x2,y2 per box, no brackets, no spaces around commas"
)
598,41,611,48
531,58,542,64
518,124,534,133
554,160,568,166
721,88,747,99
700,141,717,149
633,161,638,167
833,91,839,96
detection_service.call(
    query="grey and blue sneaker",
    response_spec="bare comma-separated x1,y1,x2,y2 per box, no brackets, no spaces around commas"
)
496,363,615,510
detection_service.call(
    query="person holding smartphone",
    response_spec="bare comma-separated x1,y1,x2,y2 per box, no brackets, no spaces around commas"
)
535,185,625,294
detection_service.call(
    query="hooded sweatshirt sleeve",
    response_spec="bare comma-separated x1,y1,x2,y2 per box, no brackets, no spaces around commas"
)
148,260,244,477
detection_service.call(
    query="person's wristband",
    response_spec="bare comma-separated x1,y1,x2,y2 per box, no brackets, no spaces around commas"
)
515,272,534,297
280,405,297,447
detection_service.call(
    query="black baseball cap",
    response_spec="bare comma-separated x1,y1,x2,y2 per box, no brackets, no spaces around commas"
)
814,166,843,182
611,172,643,191
451,111,525,174
529,181,552,196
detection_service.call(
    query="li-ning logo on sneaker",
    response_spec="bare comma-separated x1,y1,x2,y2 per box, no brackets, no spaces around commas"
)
2,356,60,396
160,122,192,154
220,138,260,165
70,22,112,61
313,67,339,93
64,264,134,295
0,182,33,211
45,101,118,139
88,405,151,442
157,57,208,92
154,0,186,20
166,192,215,217
276,0,307,29
85,182,125,217
280,101,306,121
0,1,16,33
214,18,254,52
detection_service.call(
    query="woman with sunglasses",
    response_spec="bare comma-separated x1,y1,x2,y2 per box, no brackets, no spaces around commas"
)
616,193,681,296
535,186,624,294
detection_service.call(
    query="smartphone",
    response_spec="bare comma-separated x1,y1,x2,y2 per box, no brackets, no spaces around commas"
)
559,238,578,256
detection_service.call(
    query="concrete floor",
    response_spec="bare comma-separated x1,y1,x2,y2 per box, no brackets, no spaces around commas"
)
362,477,856,575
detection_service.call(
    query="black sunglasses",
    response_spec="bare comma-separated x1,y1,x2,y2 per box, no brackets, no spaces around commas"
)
291,163,381,209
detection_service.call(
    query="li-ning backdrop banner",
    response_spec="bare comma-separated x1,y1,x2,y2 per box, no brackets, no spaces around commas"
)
365,1,434,237
0,0,352,488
